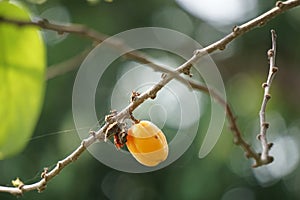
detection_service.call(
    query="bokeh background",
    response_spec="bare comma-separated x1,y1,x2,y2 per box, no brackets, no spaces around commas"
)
1,0,300,199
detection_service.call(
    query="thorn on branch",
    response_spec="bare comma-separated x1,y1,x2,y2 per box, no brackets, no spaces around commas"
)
268,142,274,150
11,178,24,189
57,161,63,169
272,67,279,73
276,1,284,8
262,82,268,88
193,49,202,56
130,91,140,102
267,49,274,58
262,122,270,129
81,140,87,148
161,73,167,79
41,168,48,179
104,110,118,124
271,30,277,40
257,134,262,141
89,130,96,138
232,25,241,35
267,155,274,163
182,67,193,77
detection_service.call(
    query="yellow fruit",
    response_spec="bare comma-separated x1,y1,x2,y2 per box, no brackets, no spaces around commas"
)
126,120,168,167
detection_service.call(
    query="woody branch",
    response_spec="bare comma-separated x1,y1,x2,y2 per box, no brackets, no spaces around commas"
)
0,0,298,195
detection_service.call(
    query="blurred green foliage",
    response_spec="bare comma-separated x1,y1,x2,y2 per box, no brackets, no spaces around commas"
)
0,1,45,159
1,0,300,199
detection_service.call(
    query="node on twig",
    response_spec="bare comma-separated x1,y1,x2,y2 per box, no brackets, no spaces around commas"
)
40,168,48,179
272,67,278,73
232,25,241,35
129,91,141,124
131,91,140,102
262,82,268,88
276,1,284,8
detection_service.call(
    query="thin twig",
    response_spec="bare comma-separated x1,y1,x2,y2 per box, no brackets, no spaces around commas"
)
0,16,177,78
0,0,298,195
46,47,93,80
0,129,104,195
0,17,108,42
187,82,262,166
191,0,299,65
1,0,299,77
256,30,278,165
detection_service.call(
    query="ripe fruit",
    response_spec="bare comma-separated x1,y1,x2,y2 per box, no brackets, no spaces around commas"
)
126,120,168,167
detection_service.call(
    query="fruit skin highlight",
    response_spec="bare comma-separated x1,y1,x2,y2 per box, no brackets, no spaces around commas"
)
126,120,169,167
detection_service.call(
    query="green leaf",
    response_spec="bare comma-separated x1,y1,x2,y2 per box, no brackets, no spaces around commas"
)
0,1,46,159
